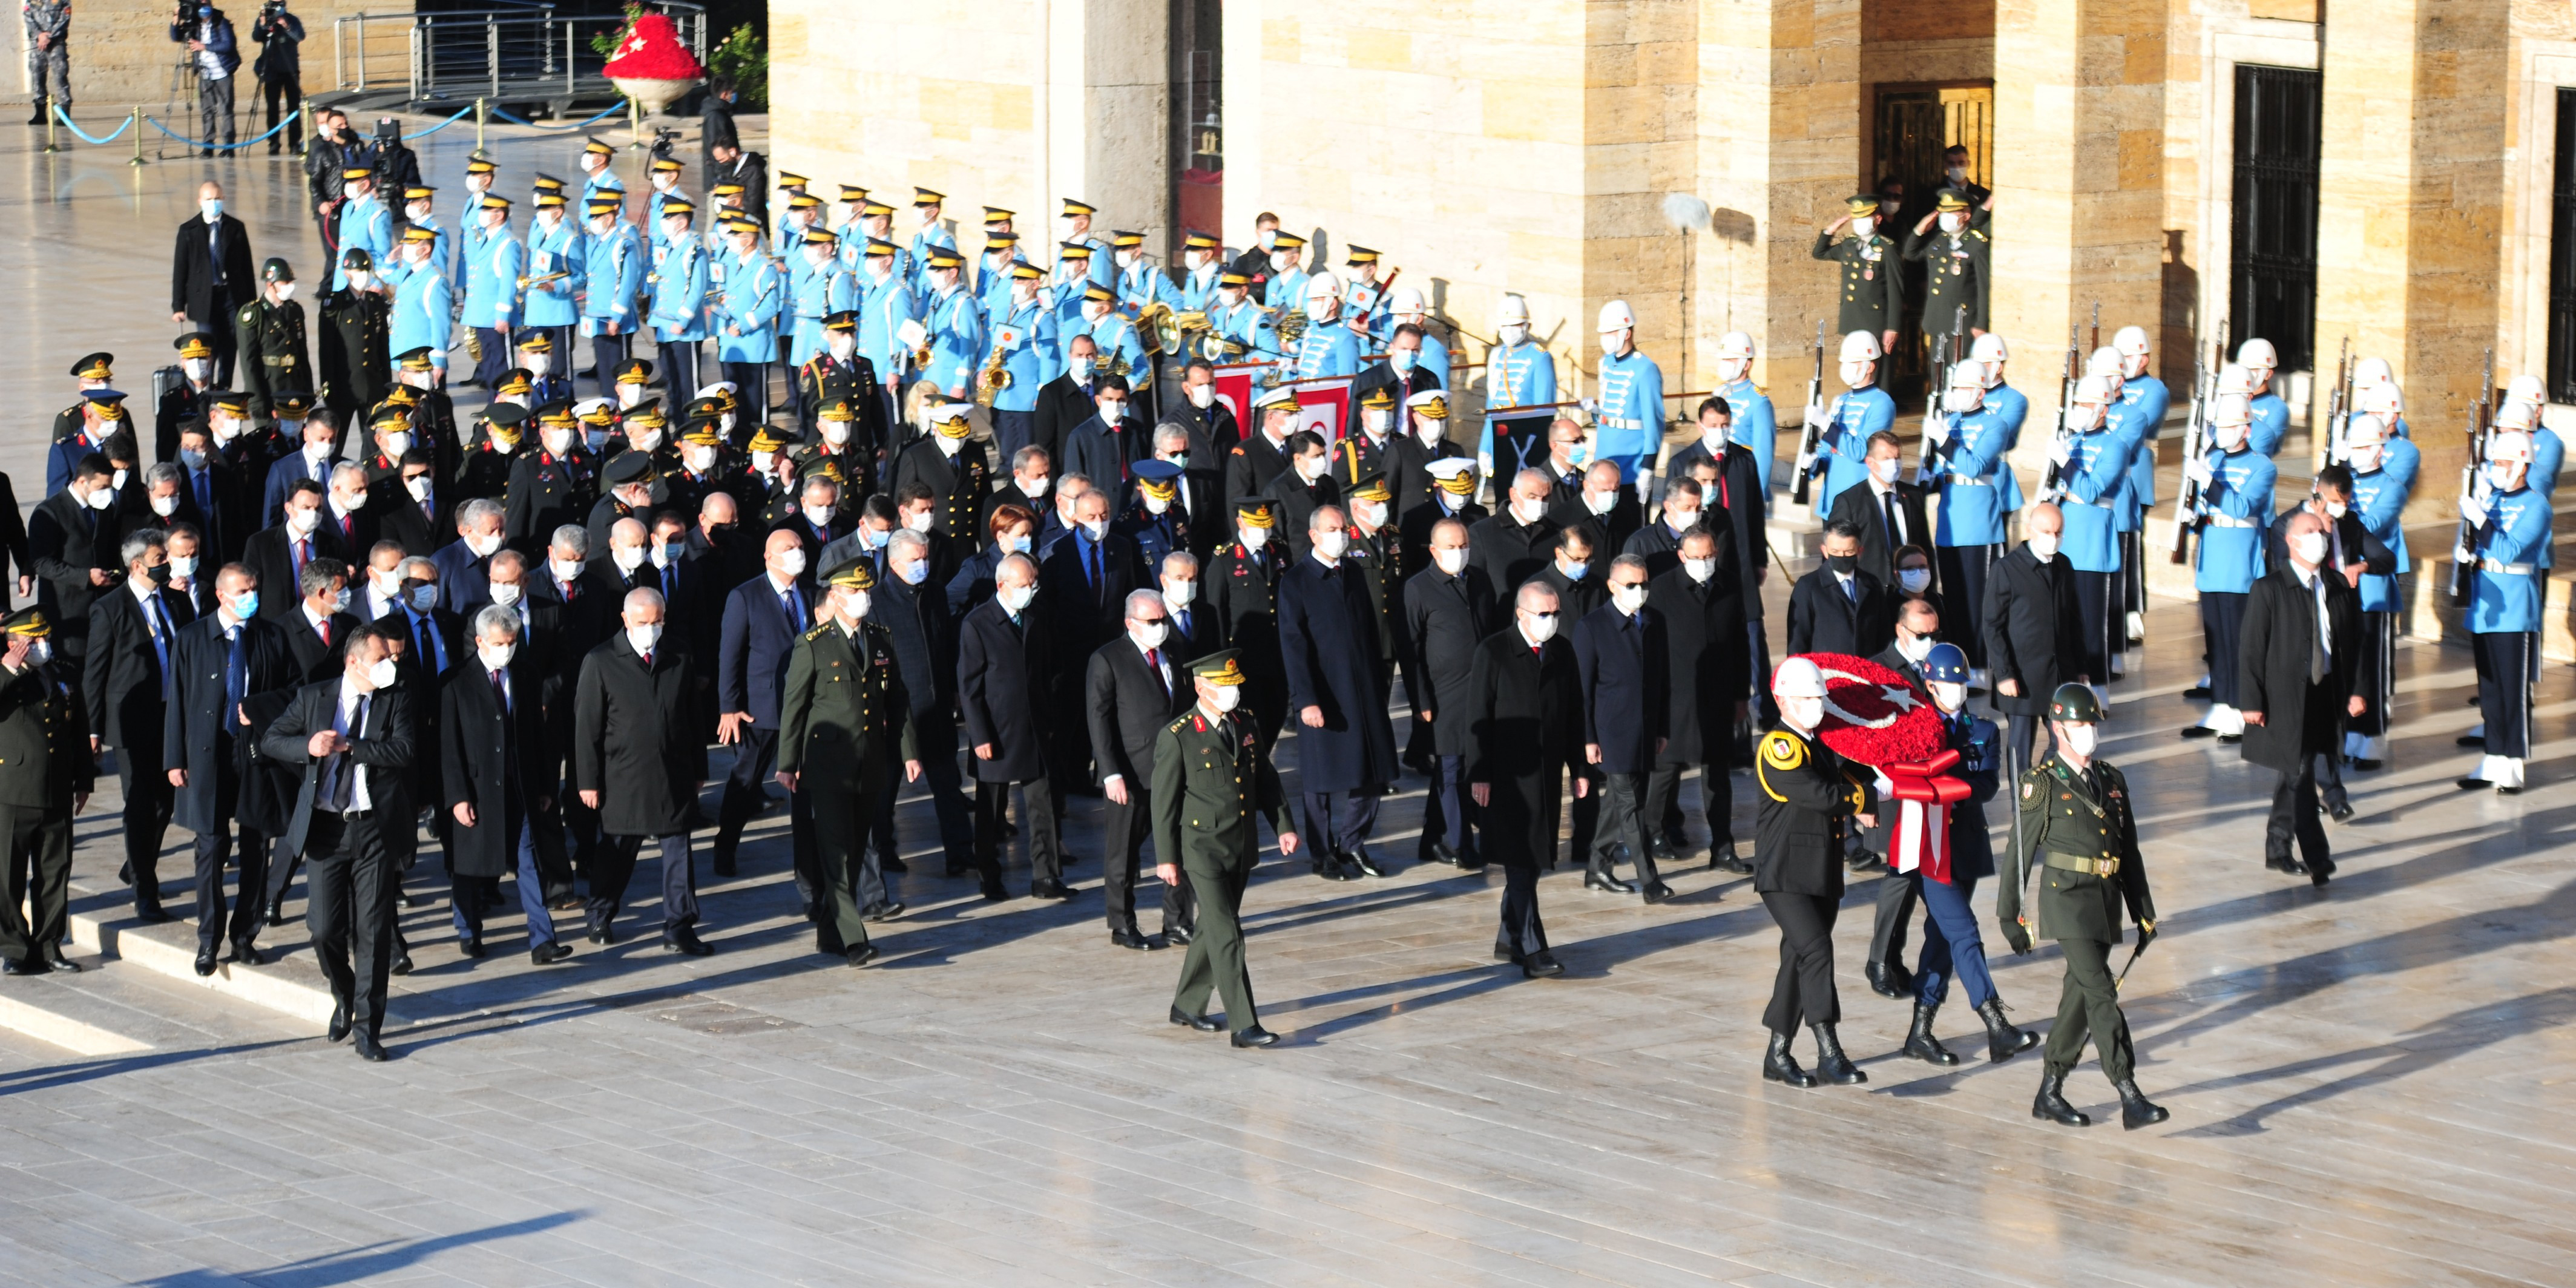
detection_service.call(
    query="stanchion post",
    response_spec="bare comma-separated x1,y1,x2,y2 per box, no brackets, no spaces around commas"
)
629,94,643,151
43,102,59,153
475,96,487,151
130,107,146,166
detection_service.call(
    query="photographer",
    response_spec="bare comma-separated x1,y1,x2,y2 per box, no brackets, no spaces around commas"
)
250,0,304,157
168,3,243,157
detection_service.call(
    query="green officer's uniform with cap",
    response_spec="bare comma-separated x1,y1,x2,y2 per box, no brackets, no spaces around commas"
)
235,257,313,419
1996,683,2167,1127
1155,649,1292,1035
1904,187,1991,346
1811,192,1905,338
0,608,92,973
777,556,919,961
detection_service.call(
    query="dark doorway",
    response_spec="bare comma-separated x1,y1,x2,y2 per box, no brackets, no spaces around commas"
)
1870,84,1993,397
2230,64,2322,373
1170,0,1221,254
2548,88,2576,401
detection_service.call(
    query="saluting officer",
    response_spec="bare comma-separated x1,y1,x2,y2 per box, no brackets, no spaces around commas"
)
2457,429,2550,795
0,609,91,976
2179,392,2273,743
1154,649,1301,1047
318,248,392,424
1753,657,1877,1089
235,257,312,419
1812,192,1903,355
1902,188,1990,358
1997,683,2169,1131
777,556,921,967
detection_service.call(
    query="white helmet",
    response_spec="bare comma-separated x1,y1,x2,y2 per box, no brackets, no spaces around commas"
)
1387,286,1427,315
1303,272,1341,302
2506,373,2545,407
2207,392,2252,428
2489,429,2535,464
2073,373,2115,406
2352,356,2393,389
1495,294,1531,326
1838,330,1882,363
2344,413,2387,447
1968,333,2008,364
2236,337,2278,370
1716,330,1755,361
2495,400,2537,433
2085,346,2123,379
2112,324,2150,358
1948,360,1985,390
2215,362,2252,397
1597,300,1637,333
2359,384,2403,418
1772,656,1828,700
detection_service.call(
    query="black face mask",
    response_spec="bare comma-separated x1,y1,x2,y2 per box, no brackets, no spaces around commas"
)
1825,553,1859,576
145,562,174,587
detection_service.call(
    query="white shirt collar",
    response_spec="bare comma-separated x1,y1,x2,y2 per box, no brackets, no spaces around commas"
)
129,576,162,607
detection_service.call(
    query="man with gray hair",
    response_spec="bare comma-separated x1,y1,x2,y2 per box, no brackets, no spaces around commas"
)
573,586,712,952
957,552,1060,901
430,495,507,611
1468,467,1560,593
1086,586,1194,947
441,605,571,964
87,527,192,922
1571,553,1672,902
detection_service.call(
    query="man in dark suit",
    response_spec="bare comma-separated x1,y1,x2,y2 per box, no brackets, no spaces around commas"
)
1402,515,1496,866
0,470,30,617
426,496,503,613
1339,324,1442,442
260,415,340,525
1087,588,1195,948
1031,334,1103,472
1823,430,1934,593
1039,486,1143,792
715,528,817,889
1526,527,1606,623
114,463,196,550
1622,476,1705,578
1261,432,1340,564
1060,374,1148,491
2239,509,2364,886
1573,555,1671,902
876,528,975,876
1551,461,1643,559
573,585,711,953
28,454,120,663
1225,389,1298,510
162,525,217,619
476,550,578,905
85,529,197,921
172,180,257,387
255,554,360,918
372,450,450,558
1468,469,1560,594
1158,360,1240,467
246,479,348,620
1464,580,1583,978
1786,519,1894,659
442,605,572,964
258,623,412,1061
172,419,249,565
165,564,297,970
958,554,1061,900
1154,550,1221,663
1980,503,2086,784
1646,527,1750,873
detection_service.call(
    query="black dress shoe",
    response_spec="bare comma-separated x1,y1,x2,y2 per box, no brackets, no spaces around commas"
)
389,950,413,976
2264,854,2308,875
2178,725,2216,740
194,948,218,977
133,904,172,925
1640,881,1677,905
1427,843,1462,867
44,956,80,973
1169,1006,1222,1033
1864,960,1908,999
663,933,715,957
2032,1071,2090,1126
2215,733,2241,744
1163,925,1194,947
1902,1002,1959,1066
2181,684,2212,699
530,942,573,965
587,924,616,945
944,864,970,879
1312,859,1358,882
1763,1031,1818,1088
843,944,878,968
458,937,485,959
327,1001,352,1043
2456,777,2493,790
2328,803,2356,822
712,856,738,878
863,901,905,922
2115,1078,2170,1129
1229,1025,1280,1048
403,892,429,908
1030,878,1075,901
1584,873,1636,895
1352,850,1388,878
2308,856,2336,887
2457,733,2487,748
1521,951,1565,979
981,881,1008,902
353,1031,390,1062
882,855,909,874
2351,758,2385,772
1109,927,1151,950
228,942,261,966
265,899,286,927
1809,1023,1867,1085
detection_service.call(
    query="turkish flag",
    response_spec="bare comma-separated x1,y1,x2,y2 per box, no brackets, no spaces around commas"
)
1290,375,1354,443
1211,363,1264,429
1791,652,1945,767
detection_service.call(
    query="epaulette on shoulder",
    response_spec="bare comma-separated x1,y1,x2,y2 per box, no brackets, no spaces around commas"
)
1759,731,1805,770
802,623,830,642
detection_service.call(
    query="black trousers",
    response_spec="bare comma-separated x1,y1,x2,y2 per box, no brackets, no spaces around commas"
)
2005,712,2046,787
192,814,268,952
2070,569,2115,683
1564,772,1600,870
303,811,399,1038
472,326,513,389
1100,783,1194,934
2266,760,2329,869
0,803,73,966
2476,630,2534,758
1934,542,2001,668
116,741,176,909
2115,530,2144,648
1760,890,1841,1034
2352,610,2393,738
1651,760,1734,853
657,339,702,401
2043,936,2135,1084
1495,861,1549,961
1865,870,1918,969
1588,770,1664,886
589,330,631,399
810,766,888,952
872,712,973,872
192,292,239,392
974,775,1057,886
260,73,301,153
2200,591,2247,707
588,832,697,936
1300,788,1381,858
1418,752,1475,860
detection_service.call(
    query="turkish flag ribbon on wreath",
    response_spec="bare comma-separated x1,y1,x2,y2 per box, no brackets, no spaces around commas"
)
1794,652,1967,882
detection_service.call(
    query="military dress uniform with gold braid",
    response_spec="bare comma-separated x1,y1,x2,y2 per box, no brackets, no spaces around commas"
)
0,610,93,973
1902,188,1991,349
235,260,314,419
1154,651,1293,1039
1996,685,2166,1128
1809,194,1904,338
1208,499,1288,752
1753,723,1876,1041
776,559,918,964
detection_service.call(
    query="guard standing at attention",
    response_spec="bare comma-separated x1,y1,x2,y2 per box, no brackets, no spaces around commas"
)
0,610,91,976
1154,649,1301,1048
1997,683,2169,1131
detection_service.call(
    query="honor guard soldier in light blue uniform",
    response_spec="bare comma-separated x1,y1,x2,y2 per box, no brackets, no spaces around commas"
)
1589,300,1665,493
778,192,822,285
1289,274,1359,380
978,231,1027,318
388,228,453,383
856,237,920,415
2106,326,2167,649
647,197,711,398
1049,242,1097,335
454,157,498,293
1924,359,2016,659
2456,429,2549,795
2237,338,2289,456
2499,375,2564,497
1384,288,1449,388
334,167,393,292
1175,230,1225,311
1058,198,1113,289
396,186,451,284
773,171,811,247
919,249,984,401
1111,230,1177,315
1480,294,1558,477
1079,282,1151,389
1262,232,1309,311
1708,331,1778,493
714,215,783,425
576,136,623,209
787,227,853,369
2354,381,2424,494
579,194,646,397
2339,414,2410,769
460,194,524,387
1804,330,1894,514
1207,271,1272,363
643,156,688,257
2046,373,2127,697
853,199,912,280
907,188,958,287
1341,246,1392,340
1970,333,2028,467
987,261,1059,460
520,190,582,361
2177,392,2273,741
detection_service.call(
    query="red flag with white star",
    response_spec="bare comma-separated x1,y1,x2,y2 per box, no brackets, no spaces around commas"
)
1792,652,1944,767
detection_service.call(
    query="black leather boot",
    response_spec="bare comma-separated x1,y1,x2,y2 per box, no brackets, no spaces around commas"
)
2032,1070,2090,1126
26,97,47,126
1809,1023,1867,1085
1902,1002,1958,1066
1977,996,2038,1063
1762,1030,1817,1088
2116,1079,2170,1130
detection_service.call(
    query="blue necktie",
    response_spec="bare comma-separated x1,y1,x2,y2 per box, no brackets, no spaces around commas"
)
781,588,801,632
148,598,173,700
222,625,244,720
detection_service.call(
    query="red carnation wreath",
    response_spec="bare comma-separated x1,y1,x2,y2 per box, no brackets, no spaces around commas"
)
602,15,704,80
1789,652,1944,767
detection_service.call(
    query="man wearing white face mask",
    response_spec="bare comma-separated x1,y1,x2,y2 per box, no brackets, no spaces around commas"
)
1402,517,1494,866
2455,430,2551,796
30,456,128,659
2179,393,2274,744
1805,330,1894,514
1224,385,1300,509
958,553,1067,901
1343,324,1439,449
439,606,571,967
1813,192,1903,357
235,257,314,421
1156,360,1235,473
1752,656,1879,1089
1982,503,2087,786
1479,294,1558,478
777,558,923,964
1469,468,1560,593
1902,188,1990,362
573,587,712,954
1086,588,1194,948
173,180,256,386
1551,459,1641,557
1207,498,1290,753
1278,506,1398,879
1460,580,1582,976
1263,430,1340,562
2239,509,2362,886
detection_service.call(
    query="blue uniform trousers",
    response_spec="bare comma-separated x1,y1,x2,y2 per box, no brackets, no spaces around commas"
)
1911,872,1996,1008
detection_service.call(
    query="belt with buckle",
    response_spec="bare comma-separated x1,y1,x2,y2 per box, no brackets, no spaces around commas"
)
2043,851,2118,878
2202,514,2256,529
2481,559,2535,575
338,807,375,821
1942,474,1991,487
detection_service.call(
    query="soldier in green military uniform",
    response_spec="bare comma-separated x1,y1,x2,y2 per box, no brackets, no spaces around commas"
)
235,257,312,419
0,610,93,976
777,556,921,967
1903,188,1990,363
318,248,393,424
1155,649,1302,1046
1810,193,1904,353
1997,683,2170,1130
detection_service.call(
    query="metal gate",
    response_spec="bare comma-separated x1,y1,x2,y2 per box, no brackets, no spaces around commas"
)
2548,88,2576,401
2230,64,2322,372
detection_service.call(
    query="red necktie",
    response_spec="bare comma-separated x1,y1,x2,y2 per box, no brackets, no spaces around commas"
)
320,620,332,647
641,650,654,668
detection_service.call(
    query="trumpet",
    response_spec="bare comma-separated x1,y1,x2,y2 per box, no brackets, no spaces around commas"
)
462,326,483,363
973,338,1012,407
1272,305,1309,348
518,270,571,289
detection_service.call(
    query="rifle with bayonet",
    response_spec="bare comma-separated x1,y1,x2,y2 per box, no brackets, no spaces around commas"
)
2041,321,2082,496
2169,319,2226,563
2323,336,2352,464
2447,347,2499,604
1790,319,1828,507
1915,304,1968,485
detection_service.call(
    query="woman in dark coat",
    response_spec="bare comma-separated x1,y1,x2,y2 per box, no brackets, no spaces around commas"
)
1276,514,1399,873
1465,580,1585,977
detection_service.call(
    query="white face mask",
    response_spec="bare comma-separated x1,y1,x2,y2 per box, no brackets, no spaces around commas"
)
551,557,583,583
113,468,130,491
1188,383,1215,409
1870,457,1899,485
1131,620,1169,649
1296,457,1327,483
381,432,413,458
364,657,399,689
337,489,368,513
272,282,297,303
24,639,48,666
1364,409,1393,435
1305,300,1332,323
169,555,199,579
628,623,663,653
488,581,523,608
683,446,717,473
613,544,646,572
1144,494,1171,516
997,584,1037,614
1206,683,1242,712
802,502,836,528
820,420,850,447
774,548,808,578
1930,681,1966,714
2215,421,2247,452
1898,634,1932,662
1313,531,1348,561
901,510,935,534
1938,212,1966,234
1782,695,1826,732
1162,579,1195,608
1498,323,1529,347
2028,532,2060,560
1239,526,1269,551
183,358,212,382
1666,506,1700,531
479,642,516,671
1700,421,1729,448
1850,215,1876,240
211,418,240,444
840,590,870,623
1942,387,1980,415
1583,489,1615,516
286,506,320,533
2060,724,2097,758
542,430,575,456
2349,444,2384,472
371,568,403,596
1433,547,1468,576
1610,585,1646,616
1079,518,1109,542
150,494,179,517
1841,361,1873,388
2291,532,2330,567
1683,556,1715,583
1417,421,1444,446
1898,568,1931,593
1354,500,1387,530
1521,613,1559,644
1510,497,1543,525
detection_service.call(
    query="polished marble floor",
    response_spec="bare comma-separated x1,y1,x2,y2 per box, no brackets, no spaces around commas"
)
1,121,2572,1287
